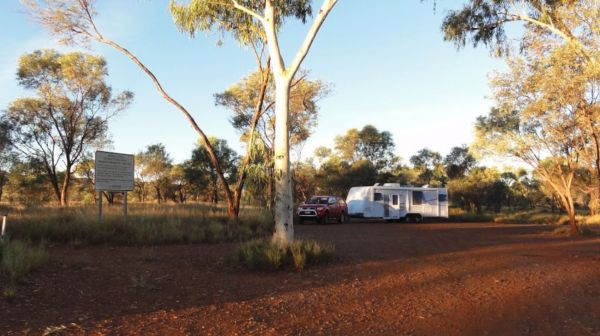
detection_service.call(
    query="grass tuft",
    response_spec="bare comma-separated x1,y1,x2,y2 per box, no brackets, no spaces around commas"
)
1,239,49,286
236,239,334,271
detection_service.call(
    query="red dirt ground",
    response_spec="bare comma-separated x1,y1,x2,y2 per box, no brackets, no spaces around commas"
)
2,222,600,335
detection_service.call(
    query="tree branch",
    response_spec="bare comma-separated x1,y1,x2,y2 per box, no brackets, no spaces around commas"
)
287,0,338,79
231,0,265,24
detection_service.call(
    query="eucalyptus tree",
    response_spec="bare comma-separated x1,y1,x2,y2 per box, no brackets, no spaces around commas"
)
474,41,596,233
170,0,338,245
5,49,132,206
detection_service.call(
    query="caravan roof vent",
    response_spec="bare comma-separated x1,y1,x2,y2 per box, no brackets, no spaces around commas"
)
373,183,381,186
383,183,401,187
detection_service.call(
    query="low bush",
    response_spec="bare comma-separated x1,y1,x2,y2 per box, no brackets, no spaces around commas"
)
582,214,600,226
494,211,569,225
1,239,49,286
551,226,594,237
448,208,494,222
236,239,334,271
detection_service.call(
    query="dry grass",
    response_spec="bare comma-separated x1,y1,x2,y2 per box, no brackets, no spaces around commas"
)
1,203,273,246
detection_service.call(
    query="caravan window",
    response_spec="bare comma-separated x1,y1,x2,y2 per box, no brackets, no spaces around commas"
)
392,194,399,205
412,191,424,205
438,194,448,202
374,192,383,201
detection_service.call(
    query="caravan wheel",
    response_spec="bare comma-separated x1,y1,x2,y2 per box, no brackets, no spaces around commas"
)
414,214,423,223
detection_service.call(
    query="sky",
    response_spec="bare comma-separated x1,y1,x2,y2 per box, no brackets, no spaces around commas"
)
0,0,508,166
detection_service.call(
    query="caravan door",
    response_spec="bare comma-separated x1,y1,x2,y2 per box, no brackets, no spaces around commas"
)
386,193,398,220
385,191,408,220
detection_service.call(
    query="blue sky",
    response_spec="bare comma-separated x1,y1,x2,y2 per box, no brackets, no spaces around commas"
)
0,0,506,165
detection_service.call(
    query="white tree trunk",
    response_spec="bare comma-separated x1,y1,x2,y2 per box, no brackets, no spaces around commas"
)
234,0,338,246
272,77,294,246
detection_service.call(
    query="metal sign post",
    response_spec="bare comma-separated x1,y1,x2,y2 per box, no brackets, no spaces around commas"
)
1,214,7,240
124,192,128,223
98,191,103,223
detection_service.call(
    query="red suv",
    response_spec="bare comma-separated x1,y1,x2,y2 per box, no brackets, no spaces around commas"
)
297,195,349,224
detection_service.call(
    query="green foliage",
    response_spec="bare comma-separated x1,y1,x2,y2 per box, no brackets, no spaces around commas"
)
448,167,505,213
183,138,239,204
410,148,446,186
1,239,49,285
170,0,313,45
334,125,396,171
236,239,334,271
444,145,476,179
442,0,582,56
216,70,329,151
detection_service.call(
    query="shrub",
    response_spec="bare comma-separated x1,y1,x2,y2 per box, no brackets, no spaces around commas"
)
236,239,334,271
448,208,494,222
1,239,49,285
494,211,568,225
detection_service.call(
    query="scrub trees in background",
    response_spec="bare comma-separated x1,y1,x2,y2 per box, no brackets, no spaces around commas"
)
135,144,174,204
3,49,132,207
334,125,397,171
410,148,445,187
184,138,239,205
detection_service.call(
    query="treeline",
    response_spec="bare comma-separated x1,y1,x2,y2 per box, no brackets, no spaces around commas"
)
1,121,581,217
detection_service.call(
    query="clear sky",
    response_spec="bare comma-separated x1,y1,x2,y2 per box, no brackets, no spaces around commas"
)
0,0,506,165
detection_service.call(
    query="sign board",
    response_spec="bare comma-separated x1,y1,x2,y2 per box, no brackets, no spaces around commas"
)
95,151,134,191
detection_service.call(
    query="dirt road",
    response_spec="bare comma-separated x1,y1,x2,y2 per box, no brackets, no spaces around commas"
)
2,222,599,335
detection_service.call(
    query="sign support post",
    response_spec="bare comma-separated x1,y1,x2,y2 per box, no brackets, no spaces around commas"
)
124,192,128,223
98,191,103,223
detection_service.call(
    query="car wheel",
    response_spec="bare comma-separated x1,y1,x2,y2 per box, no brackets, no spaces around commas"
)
338,212,345,224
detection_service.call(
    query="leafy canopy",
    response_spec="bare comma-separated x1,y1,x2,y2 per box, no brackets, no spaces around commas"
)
170,0,313,45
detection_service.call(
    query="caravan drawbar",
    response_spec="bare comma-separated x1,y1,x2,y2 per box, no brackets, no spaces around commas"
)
345,183,448,222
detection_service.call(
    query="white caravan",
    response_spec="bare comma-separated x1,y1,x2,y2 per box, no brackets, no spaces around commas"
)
346,183,448,222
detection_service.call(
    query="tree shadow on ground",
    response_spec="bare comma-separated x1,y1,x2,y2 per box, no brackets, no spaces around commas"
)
1,222,599,334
